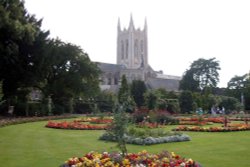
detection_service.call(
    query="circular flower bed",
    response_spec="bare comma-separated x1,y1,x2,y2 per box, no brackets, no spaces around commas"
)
46,121,108,130
75,117,113,124
60,150,202,167
173,125,250,132
89,118,113,124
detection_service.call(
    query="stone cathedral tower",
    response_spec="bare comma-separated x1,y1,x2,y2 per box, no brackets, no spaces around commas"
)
117,15,148,69
98,15,181,92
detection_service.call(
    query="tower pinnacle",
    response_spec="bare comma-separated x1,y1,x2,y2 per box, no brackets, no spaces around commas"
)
129,13,134,30
144,17,147,32
117,17,121,32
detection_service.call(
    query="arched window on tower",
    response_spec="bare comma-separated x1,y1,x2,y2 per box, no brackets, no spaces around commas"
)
134,39,138,58
121,40,124,59
140,40,144,53
126,39,129,59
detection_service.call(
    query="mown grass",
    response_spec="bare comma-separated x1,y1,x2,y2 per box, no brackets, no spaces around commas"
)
0,120,250,167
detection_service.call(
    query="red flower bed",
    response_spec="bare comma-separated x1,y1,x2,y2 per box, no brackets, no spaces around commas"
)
173,125,250,132
230,118,250,121
206,117,225,123
89,118,113,124
179,121,207,126
0,115,75,128
178,117,225,124
46,121,108,130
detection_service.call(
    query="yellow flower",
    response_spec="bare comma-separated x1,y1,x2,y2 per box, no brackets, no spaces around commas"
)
186,158,194,164
122,158,130,165
104,161,114,167
101,158,110,164
76,162,83,167
162,157,169,163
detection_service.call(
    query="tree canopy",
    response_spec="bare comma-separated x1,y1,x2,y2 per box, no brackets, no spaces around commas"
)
130,80,147,108
180,57,220,91
0,0,100,115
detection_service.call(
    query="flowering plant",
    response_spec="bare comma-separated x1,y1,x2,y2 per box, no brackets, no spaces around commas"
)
173,125,250,132
46,121,108,130
61,150,201,167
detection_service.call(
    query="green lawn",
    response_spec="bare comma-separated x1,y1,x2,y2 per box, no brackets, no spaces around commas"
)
0,121,250,167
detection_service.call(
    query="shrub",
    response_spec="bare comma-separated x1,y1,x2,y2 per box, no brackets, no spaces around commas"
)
99,132,190,145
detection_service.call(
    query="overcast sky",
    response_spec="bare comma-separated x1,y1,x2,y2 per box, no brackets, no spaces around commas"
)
24,0,250,88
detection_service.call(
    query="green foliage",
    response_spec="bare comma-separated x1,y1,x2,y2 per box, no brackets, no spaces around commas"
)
179,91,194,114
180,57,220,91
0,1,101,115
132,109,178,124
95,91,115,112
0,0,50,100
118,75,129,103
144,89,179,113
191,57,221,90
179,69,200,91
219,96,243,112
144,90,157,110
226,73,250,110
118,75,135,113
0,81,3,100
130,80,147,108
107,104,129,156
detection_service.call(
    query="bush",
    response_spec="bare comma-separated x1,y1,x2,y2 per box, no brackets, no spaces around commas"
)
99,132,190,145
131,108,149,123
152,110,179,124
131,108,179,124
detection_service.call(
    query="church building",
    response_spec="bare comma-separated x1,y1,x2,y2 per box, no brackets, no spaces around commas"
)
98,16,181,92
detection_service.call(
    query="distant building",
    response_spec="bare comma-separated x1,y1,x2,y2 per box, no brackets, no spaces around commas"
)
98,15,181,92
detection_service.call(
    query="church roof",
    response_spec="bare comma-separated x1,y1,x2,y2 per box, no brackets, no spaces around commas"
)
146,77,180,91
97,62,124,72
156,73,182,80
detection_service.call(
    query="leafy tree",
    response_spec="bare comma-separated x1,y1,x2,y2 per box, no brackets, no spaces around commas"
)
191,57,221,90
219,96,243,112
41,39,100,114
130,80,147,108
226,74,248,101
179,91,194,114
110,75,135,156
180,58,220,92
227,75,247,89
109,103,129,156
118,75,129,103
118,75,135,112
0,0,51,116
243,77,250,110
0,1,101,115
94,91,115,112
0,0,49,103
144,90,157,110
179,69,199,92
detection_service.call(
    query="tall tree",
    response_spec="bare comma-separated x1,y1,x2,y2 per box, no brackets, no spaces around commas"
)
130,80,147,108
118,75,135,112
144,90,158,110
227,75,248,90
179,91,194,114
180,57,220,92
191,57,220,90
0,0,50,108
41,39,100,113
226,74,247,101
179,69,199,92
